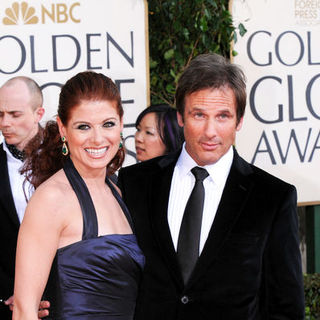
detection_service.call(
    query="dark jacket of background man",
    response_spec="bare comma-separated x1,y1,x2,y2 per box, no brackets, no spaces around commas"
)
0,76,44,319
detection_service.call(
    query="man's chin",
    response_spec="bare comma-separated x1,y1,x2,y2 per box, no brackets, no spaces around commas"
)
4,137,14,142
194,156,220,166
4,137,20,146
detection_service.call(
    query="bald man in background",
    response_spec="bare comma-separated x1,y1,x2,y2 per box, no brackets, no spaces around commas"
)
0,77,44,319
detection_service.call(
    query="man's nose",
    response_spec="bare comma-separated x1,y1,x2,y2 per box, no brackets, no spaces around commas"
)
0,114,11,128
204,119,217,138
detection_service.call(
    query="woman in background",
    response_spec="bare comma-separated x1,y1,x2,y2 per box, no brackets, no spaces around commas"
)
13,71,144,320
135,104,184,162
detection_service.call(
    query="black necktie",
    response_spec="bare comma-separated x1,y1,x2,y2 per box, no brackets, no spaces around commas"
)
177,166,209,284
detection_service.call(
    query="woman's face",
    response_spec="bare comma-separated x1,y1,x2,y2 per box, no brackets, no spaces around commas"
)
58,99,122,176
135,112,166,162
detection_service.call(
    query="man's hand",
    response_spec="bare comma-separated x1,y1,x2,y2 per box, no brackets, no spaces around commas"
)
4,296,50,320
4,295,14,311
38,300,50,319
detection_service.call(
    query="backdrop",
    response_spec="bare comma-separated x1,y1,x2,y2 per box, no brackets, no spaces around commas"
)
0,0,149,166
231,0,320,204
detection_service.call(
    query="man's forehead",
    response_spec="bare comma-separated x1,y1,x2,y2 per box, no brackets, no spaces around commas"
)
0,85,32,112
0,98,33,114
186,87,236,109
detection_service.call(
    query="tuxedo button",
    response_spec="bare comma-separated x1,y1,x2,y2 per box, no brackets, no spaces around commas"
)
181,295,189,304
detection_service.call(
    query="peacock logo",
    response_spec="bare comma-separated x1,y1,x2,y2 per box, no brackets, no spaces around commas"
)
3,2,39,25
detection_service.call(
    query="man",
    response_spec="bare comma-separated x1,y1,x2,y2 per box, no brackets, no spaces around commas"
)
117,53,305,319
0,76,44,319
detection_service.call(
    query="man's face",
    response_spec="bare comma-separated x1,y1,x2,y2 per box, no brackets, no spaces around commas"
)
177,87,243,166
0,81,43,150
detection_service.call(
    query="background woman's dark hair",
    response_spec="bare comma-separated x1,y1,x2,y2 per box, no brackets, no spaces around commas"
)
135,104,184,154
22,71,124,188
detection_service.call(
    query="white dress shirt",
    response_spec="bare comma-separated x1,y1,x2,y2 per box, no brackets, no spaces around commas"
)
167,144,234,254
3,143,33,223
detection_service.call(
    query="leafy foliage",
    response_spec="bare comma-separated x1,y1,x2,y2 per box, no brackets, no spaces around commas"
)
304,273,320,319
148,0,237,105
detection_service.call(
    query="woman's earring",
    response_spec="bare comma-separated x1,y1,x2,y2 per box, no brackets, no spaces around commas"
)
61,136,69,156
119,132,124,149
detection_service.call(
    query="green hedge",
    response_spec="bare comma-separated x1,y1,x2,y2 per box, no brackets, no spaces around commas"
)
305,273,320,319
148,0,243,105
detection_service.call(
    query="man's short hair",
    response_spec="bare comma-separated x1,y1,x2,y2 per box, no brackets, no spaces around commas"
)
3,76,43,111
175,53,246,125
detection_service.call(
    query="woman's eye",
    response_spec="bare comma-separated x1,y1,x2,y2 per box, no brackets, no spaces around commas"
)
146,130,154,135
103,121,116,128
77,124,90,130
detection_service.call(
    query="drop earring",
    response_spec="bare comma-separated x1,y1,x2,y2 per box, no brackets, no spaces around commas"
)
61,136,69,156
119,132,124,149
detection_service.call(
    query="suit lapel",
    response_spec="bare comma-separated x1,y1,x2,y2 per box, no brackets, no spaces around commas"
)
0,145,20,228
149,153,185,288
146,150,255,289
187,150,254,287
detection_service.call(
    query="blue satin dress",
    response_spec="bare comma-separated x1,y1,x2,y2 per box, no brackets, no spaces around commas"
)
43,158,145,319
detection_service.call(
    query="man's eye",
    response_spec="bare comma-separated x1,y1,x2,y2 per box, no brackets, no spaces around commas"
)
13,113,22,118
103,121,116,128
194,112,204,118
77,124,90,130
219,113,229,119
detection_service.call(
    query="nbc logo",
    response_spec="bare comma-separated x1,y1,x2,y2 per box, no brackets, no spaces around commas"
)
3,2,38,25
2,2,80,25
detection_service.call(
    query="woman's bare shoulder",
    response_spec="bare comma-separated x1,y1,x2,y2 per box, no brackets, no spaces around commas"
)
21,169,77,232
28,169,73,210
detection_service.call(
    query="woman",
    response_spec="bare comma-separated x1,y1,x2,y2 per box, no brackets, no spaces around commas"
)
13,71,145,320
135,104,184,161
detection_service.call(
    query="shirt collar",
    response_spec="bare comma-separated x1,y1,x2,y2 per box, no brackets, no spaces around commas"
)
3,141,24,162
176,142,234,185
4,140,25,161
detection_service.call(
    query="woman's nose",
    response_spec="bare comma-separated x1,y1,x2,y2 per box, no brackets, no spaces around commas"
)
92,128,104,144
135,130,143,142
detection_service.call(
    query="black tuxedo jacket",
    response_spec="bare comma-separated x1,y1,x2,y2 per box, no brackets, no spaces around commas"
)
0,144,20,318
118,149,304,320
